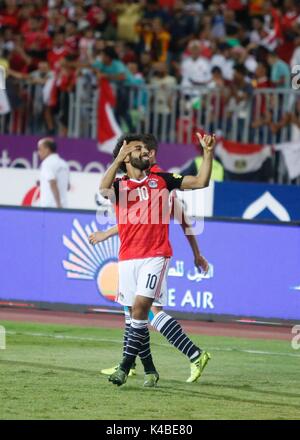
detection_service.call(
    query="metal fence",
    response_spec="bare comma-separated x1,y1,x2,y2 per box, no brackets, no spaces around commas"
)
1,78,300,183
1,78,300,144
67,82,300,146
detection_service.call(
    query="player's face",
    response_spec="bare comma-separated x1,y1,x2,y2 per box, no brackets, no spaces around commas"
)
128,142,150,170
37,142,49,161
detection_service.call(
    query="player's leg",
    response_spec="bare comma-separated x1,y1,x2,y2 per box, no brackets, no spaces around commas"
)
150,280,211,382
151,309,211,382
109,257,166,387
124,295,158,383
106,260,137,384
100,306,137,376
109,295,157,387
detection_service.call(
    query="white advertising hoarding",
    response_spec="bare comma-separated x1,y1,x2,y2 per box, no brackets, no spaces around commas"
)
0,168,214,216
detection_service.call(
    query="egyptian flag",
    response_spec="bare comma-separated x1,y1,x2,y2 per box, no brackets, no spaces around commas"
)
97,78,122,153
216,139,273,181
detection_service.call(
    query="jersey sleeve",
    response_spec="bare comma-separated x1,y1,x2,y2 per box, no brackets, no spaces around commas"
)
156,172,184,192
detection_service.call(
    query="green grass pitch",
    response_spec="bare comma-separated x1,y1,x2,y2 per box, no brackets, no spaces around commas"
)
0,320,299,420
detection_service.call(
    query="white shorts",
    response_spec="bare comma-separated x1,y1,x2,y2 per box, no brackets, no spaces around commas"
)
117,257,170,307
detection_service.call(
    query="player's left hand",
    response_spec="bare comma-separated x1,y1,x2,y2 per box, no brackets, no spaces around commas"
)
196,132,216,153
194,254,209,275
89,231,108,245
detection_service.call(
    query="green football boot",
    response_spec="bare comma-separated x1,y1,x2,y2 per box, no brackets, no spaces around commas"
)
109,367,128,386
101,364,136,377
186,351,211,383
143,372,159,388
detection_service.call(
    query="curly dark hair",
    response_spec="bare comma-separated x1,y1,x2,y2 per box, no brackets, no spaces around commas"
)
112,133,158,173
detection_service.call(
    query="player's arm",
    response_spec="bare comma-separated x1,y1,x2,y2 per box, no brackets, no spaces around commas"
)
99,141,137,191
49,179,62,208
89,225,118,246
173,196,209,273
183,227,209,274
180,133,215,190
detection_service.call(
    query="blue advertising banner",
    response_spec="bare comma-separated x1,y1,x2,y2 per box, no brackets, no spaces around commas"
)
213,181,300,221
0,207,299,320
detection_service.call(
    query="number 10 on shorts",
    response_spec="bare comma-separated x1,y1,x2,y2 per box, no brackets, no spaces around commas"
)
146,274,158,289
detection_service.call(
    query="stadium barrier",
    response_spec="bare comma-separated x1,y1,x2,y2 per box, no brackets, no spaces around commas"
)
1,166,300,220
0,205,299,322
1,80,300,148
1,165,300,220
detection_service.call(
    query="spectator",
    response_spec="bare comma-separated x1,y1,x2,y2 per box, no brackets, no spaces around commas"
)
91,5,117,40
138,51,154,82
226,63,253,141
92,46,135,131
267,50,291,88
115,0,143,42
64,21,79,54
271,96,300,142
126,61,147,130
251,61,273,141
290,36,300,68
47,32,70,71
29,61,55,134
168,0,196,60
205,66,228,132
23,16,51,66
149,62,177,140
136,17,171,63
211,42,234,81
181,40,211,93
250,15,265,45
230,46,258,76
151,18,171,63
180,144,224,182
55,56,77,137
37,137,69,209
79,27,95,63
223,10,240,47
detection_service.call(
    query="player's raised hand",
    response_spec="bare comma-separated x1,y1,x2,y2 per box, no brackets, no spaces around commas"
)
196,132,216,153
89,231,108,245
116,140,138,163
194,254,209,275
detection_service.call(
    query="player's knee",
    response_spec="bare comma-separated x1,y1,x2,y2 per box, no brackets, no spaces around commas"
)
132,296,152,320
151,305,163,315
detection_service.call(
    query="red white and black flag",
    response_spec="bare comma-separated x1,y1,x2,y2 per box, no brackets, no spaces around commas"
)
97,78,122,154
216,139,272,178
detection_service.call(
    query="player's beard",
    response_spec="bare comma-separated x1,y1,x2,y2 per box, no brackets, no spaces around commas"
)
130,155,150,171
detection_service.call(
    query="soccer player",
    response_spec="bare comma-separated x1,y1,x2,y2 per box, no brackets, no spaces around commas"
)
89,134,210,383
98,132,215,386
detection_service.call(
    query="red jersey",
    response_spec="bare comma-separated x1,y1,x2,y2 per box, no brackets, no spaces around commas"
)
149,163,163,173
47,47,70,71
113,172,183,261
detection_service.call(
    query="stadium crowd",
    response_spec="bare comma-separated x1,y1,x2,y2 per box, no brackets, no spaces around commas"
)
0,0,300,182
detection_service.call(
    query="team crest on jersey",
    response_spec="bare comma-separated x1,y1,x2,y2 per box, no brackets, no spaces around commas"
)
148,179,158,188
173,173,182,179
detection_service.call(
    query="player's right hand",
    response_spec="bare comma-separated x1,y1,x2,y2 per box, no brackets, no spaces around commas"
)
116,140,138,163
89,231,107,245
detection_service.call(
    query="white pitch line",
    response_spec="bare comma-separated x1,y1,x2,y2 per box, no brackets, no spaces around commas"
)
5,331,300,358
